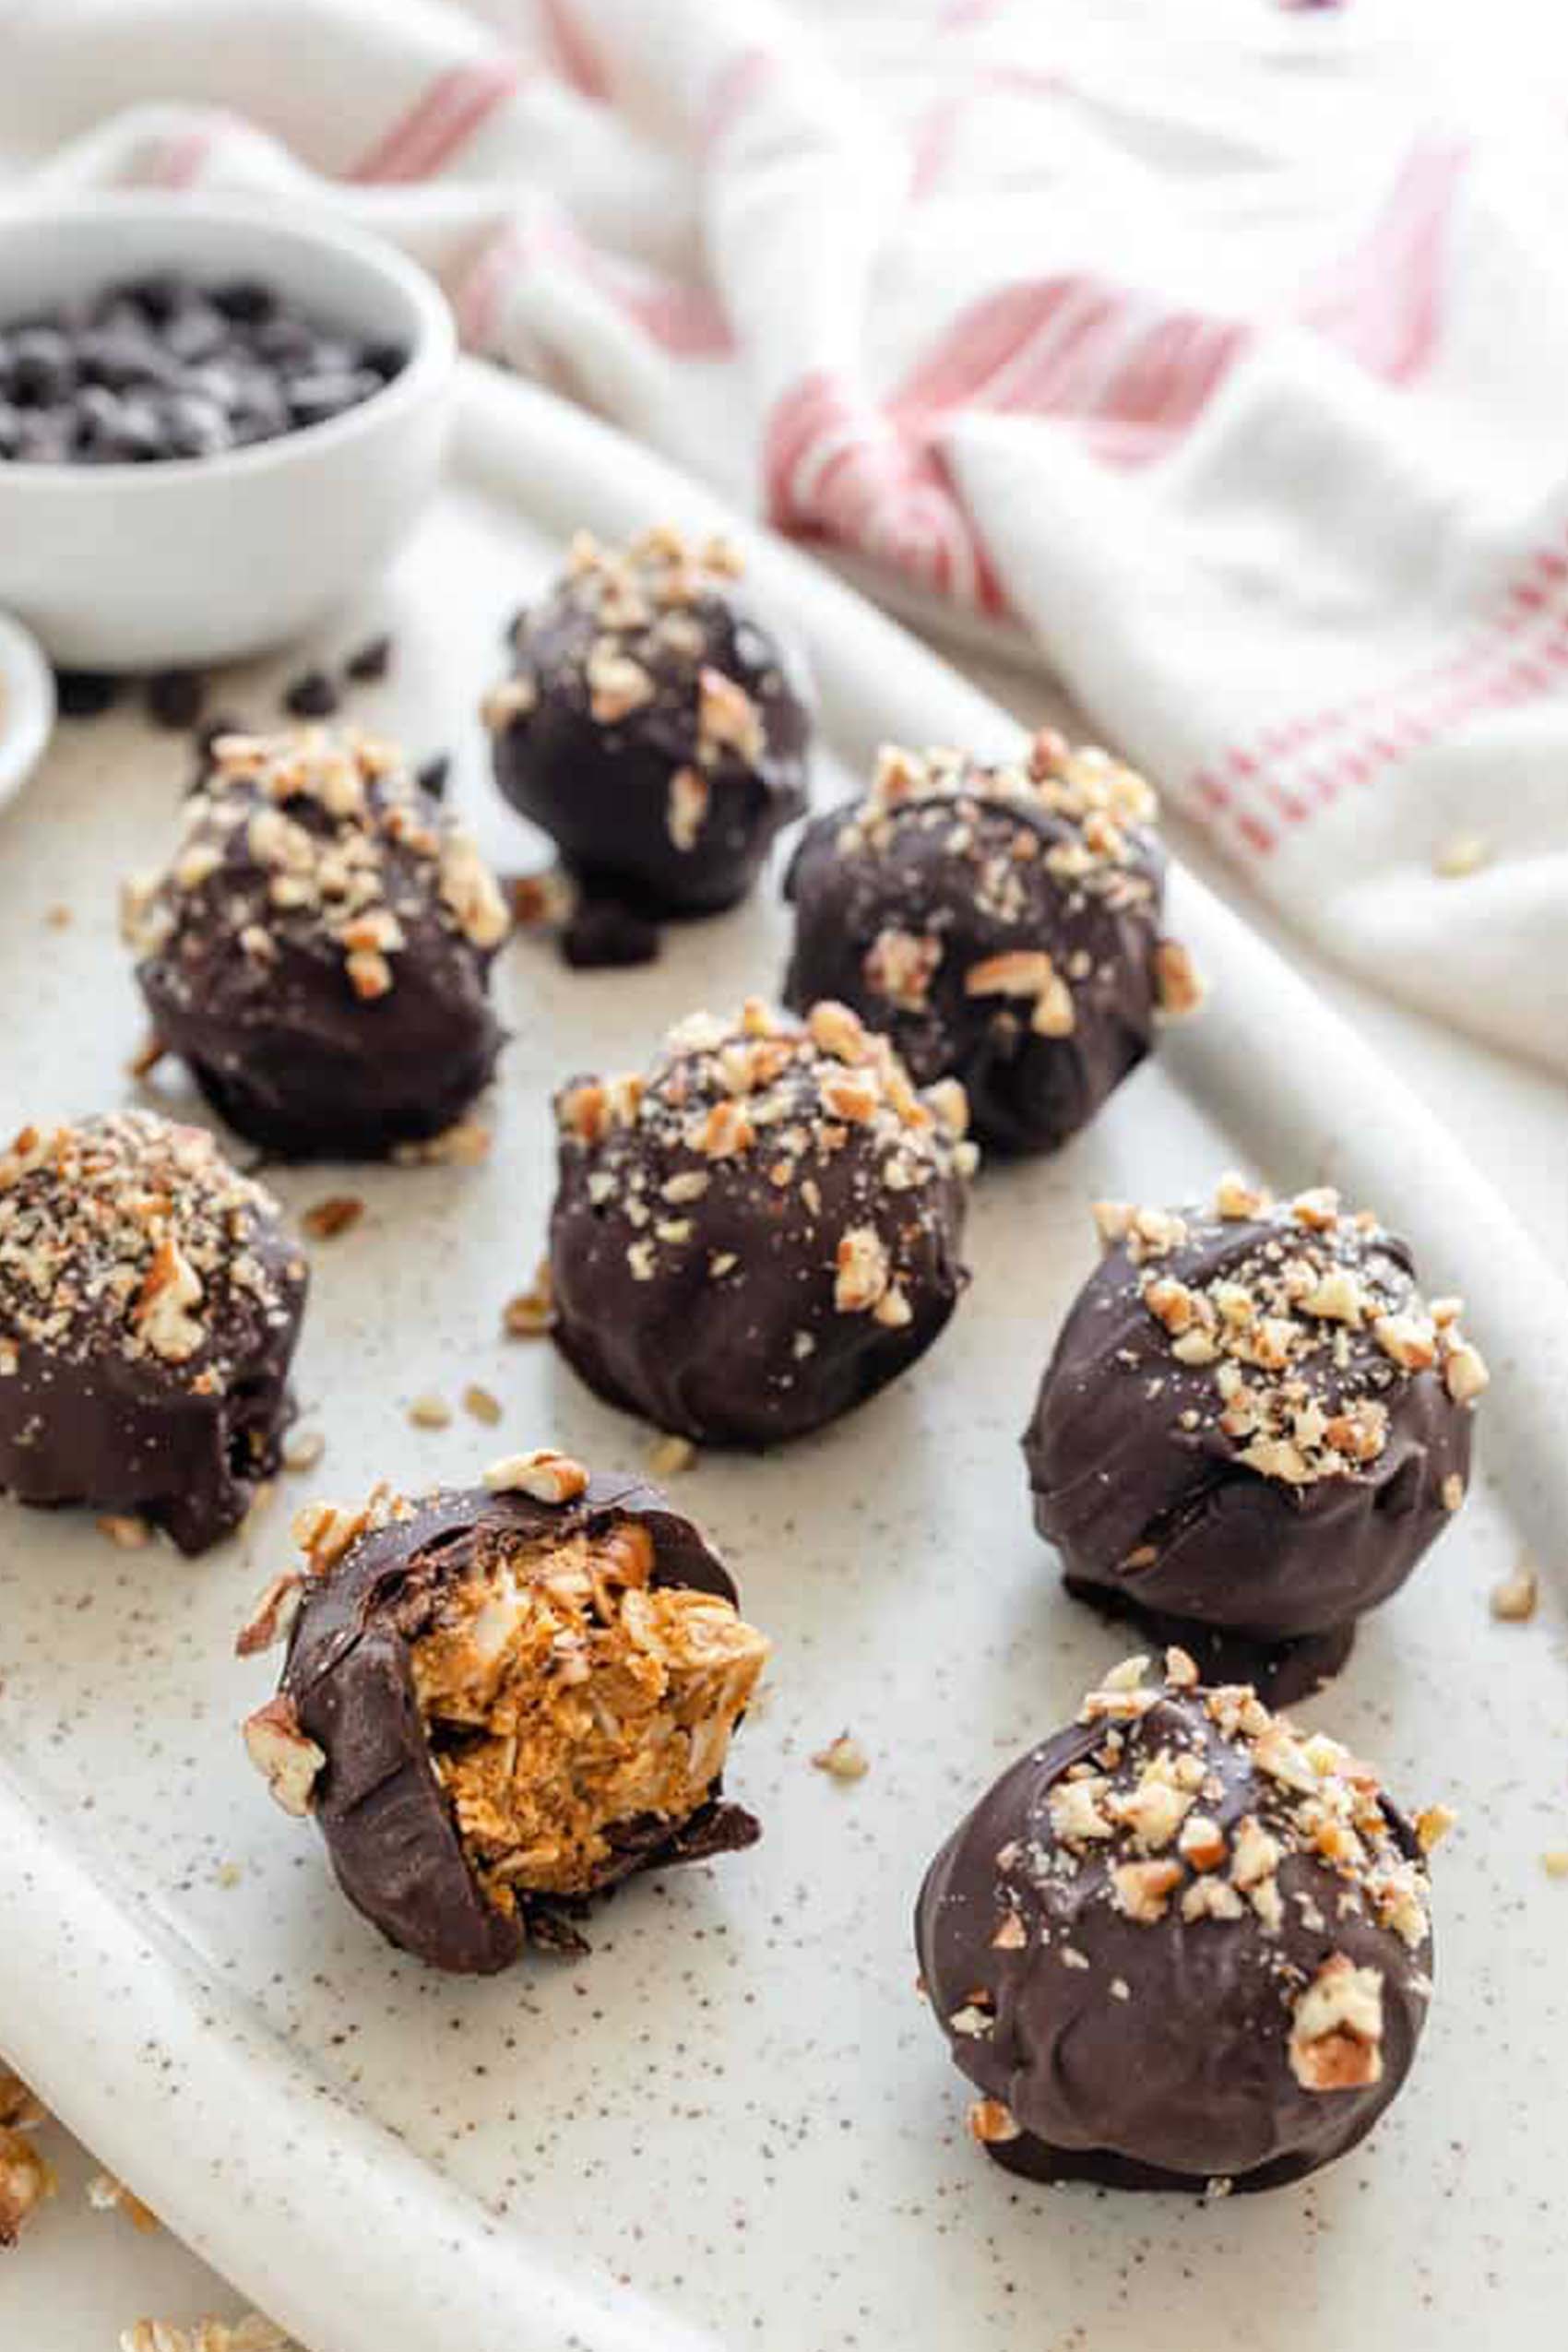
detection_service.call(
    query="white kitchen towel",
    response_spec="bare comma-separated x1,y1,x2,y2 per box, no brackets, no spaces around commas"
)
1,0,1564,1073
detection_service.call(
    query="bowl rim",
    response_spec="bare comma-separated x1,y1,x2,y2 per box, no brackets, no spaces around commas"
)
0,192,457,493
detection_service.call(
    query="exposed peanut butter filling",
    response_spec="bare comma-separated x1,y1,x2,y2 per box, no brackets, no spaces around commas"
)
409,1521,768,1903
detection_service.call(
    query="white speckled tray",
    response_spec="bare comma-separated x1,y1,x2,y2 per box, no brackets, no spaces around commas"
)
1,365,1565,2352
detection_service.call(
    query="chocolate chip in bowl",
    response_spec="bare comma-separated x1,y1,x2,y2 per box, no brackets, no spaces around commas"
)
0,196,454,670
0,270,404,469
239,1462,769,1972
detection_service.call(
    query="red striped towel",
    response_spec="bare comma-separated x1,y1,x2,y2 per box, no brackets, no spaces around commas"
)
3,0,1563,1072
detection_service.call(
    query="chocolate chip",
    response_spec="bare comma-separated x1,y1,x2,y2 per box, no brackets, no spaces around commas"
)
147,671,208,731
416,754,451,800
560,897,661,970
54,669,120,720
282,671,339,720
345,634,393,683
0,274,406,471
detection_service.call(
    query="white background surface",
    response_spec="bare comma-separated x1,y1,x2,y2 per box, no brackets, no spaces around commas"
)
5,564,1562,2352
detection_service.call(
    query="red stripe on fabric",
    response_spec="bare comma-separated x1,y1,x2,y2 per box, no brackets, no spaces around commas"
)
349,60,520,184
537,0,610,101
154,128,212,189
1300,137,1468,386
765,371,1007,615
700,47,778,151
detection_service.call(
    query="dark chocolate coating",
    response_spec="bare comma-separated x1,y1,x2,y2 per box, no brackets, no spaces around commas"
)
915,1688,1432,2192
283,1479,755,1974
130,731,507,1160
0,1113,306,1554
782,742,1173,1153
490,536,811,915
1025,1202,1476,1645
548,1007,973,1445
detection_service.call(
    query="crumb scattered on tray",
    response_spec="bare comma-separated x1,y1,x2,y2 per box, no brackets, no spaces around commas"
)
1433,832,1492,879
44,904,71,930
392,1120,490,1168
647,1432,695,1478
812,1732,869,1782
280,1429,325,1474
408,1393,452,1430
1543,1850,1568,1882
301,1195,363,1241
97,1513,152,1550
88,2170,160,2232
502,1262,554,1338
461,1383,502,1426
1490,1560,1538,1622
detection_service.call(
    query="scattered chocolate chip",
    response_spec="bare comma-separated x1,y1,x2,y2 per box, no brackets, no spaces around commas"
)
282,670,339,720
146,670,208,731
344,634,393,683
416,754,451,801
560,896,661,970
54,669,120,720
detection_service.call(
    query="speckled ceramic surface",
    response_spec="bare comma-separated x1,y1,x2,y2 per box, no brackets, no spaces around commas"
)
1,368,1564,2352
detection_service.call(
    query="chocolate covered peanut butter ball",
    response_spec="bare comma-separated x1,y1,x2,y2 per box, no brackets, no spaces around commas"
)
783,734,1201,1154
0,1111,306,1553
240,1461,768,1972
1025,1179,1487,1693
548,999,976,1446
916,1652,1442,2193
485,527,811,915
125,727,509,1160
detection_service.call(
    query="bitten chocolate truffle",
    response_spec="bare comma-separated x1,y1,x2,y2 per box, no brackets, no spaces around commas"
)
125,727,510,1160
0,1111,306,1553
916,1652,1443,2194
1025,1179,1487,1693
485,527,811,915
548,999,976,1446
782,734,1202,1153
240,1460,768,1972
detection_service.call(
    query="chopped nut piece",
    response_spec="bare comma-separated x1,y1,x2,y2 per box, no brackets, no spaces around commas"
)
234,1572,304,1657
1490,1562,1538,1622
667,765,709,852
1153,937,1205,1018
462,1384,503,1427
242,1694,325,1818
1415,1804,1456,1854
0,2126,54,2246
966,2097,1021,2145
1440,1472,1465,1513
1214,1171,1270,1220
482,674,538,731
126,1032,168,1081
503,1262,555,1338
835,1224,891,1314
484,1448,589,1503
1288,1954,1384,2091
1443,1338,1489,1404
408,1393,452,1430
119,2321,295,2352
281,1429,326,1475
391,1119,492,1167
98,1513,151,1551
1433,831,1491,878
812,1732,869,1781
1542,1850,1568,1880
88,2171,160,2231
964,948,1055,999
1110,1858,1183,1923
302,1194,363,1241
647,1431,696,1477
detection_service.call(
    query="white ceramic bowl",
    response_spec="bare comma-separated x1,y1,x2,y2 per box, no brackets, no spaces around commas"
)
0,196,456,669
0,605,54,810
